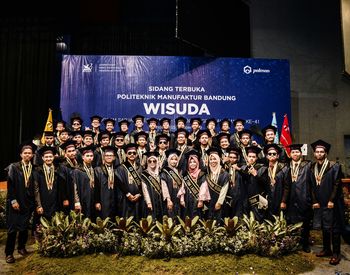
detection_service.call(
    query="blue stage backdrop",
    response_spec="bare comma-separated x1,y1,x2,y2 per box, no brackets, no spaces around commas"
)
60,55,290,134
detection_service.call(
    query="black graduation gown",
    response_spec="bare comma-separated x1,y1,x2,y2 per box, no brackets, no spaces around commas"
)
72,167,96,220
240,163,269,222
141,171,164,221
160,167,183,218
94,165,119,219
286,161,312,224
310,161,344,233
5,162,35,233
115,162,143,221
204,169,229,221
222,166,243,218
181,171,206,219
34,165,68,220
61,160,78,212
262,162,289,219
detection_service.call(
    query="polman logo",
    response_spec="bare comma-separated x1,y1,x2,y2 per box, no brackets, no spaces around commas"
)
83,63,93,72
243,65,252,74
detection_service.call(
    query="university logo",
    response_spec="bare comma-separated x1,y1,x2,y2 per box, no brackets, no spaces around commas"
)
83,63,93,72
243,65,252,74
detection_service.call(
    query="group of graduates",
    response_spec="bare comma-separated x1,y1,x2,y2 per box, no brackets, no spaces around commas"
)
5,114,345,265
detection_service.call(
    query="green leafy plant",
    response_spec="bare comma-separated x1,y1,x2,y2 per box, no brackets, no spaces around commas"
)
223,216,241,237
135,215,156,236
177,215,199,234
115,216,135,232
156,216,182,242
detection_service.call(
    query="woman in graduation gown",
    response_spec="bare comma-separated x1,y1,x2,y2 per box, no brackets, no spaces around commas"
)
160,149,183,218
198,147,229,222
177,149,206,219
141,151,164,221
4,142,37,263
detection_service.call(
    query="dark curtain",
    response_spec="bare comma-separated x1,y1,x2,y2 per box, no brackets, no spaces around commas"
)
0,18,57,180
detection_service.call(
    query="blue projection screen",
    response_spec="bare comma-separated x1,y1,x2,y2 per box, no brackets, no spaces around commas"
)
60,55,290,131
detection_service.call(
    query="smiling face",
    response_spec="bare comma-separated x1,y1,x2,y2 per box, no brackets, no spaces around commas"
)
209,154,219,168
169,155,178,168
290,149,302,162
42,152,54,165
265,130,276,143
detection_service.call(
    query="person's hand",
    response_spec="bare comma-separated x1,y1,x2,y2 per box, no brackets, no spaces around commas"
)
312,203,320,209
215,203,221,210
95,203,101,211
12,202,20,210
75,204,81,211
197,201,203,208
147,203,153,211
327,201,334,209
280,202,286,210
37,207,44,215
249,166,257,176
167,200,173,210
127,194,135,201
63,200,69,207
180,201,185,207
132,194,141,202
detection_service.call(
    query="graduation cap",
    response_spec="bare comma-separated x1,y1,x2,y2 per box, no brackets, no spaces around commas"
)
103,118,116,126
197,129,212,138
101,145,118,155
310,139,331,153
174,128,189,138
144,151,160,158
113,132,127,138
238,129,252,139
44,131,54,137
288,144,303,152
70,116,83,125
227,146,241,155
262,125,277,136
219,118,232,128
165,148,181,158
263,143,282,155
118,119,131,128
38,146,57,156
245,146,261,155
184,149,200,159
216,132,231,141
132,115,145,123
160,117,171,125
71,130,83,137
19,141,37,153
82,130,96,138
233,118,246,126
98,131,111,142
205,118,217,127
78,145,95,155
206,147,222,157
134,131,148,141
190,117,202,125
90,115,103,122
146,117,159,125
155,134,170,144
123,143,138,152
175,116,187,125
59,140,77,151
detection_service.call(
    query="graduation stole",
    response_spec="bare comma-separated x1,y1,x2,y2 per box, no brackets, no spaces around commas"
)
123,161,142,188
21,161,32,187
314,159,329,185
83,163,95,188
233,132,240,145
163,167,183,188
141,171,161,195
206,173,224,195
182,172,200,198
43,164,55,190
290,160,302,182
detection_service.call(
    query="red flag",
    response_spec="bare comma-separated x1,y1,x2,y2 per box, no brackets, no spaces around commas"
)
280,114,292,157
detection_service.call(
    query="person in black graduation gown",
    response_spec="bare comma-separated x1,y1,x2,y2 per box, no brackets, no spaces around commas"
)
115,143,144,221
72,145,97,221
174,128,192,174
159,117,175,149
160,149,183,218
141,151,165,221
4,142,37,263
93,131,111,167
216,147,243,218
285,144,312,253
262,144,289,220
310,140,344,265
240,146,269,222
177,150,206,219
198,147,229,222
94,146,120,219
113,132,127,167
34,146,69,222
261,124,289,163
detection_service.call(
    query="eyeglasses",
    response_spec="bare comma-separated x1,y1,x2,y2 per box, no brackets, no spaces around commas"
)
159,141,167,144
115,138,124,141
127,151,137,155
148,159,156,163
267,152,277,156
